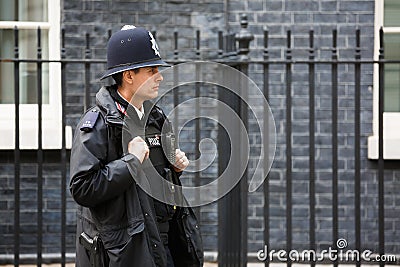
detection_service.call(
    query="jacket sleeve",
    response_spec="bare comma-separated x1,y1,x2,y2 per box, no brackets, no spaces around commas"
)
69,113,139,208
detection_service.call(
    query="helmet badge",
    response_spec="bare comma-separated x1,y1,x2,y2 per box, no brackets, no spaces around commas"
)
121,25,136,31
148,32,160,57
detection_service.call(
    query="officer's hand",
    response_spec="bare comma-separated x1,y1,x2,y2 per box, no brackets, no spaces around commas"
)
128,136,149,163
173,149,189,172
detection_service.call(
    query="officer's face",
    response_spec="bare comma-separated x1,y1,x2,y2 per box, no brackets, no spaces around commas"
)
131,67,163,101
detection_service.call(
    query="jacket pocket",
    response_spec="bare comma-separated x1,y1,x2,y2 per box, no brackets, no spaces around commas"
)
169,207,204,267
181,208,204,264
99,219,144,250
106,229,157,266
107,237,132,259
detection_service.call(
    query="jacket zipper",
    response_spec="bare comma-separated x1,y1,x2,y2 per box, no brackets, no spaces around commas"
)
186,235,191,253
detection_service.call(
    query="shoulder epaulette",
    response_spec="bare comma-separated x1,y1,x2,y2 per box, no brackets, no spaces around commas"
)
80,109,100,132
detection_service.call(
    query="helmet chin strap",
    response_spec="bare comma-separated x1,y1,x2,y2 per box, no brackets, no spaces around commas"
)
117,85,145,111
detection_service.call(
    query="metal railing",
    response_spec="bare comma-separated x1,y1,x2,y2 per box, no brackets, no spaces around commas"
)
0,15,398,267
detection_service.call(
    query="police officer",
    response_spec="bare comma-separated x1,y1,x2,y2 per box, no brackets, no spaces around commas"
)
70,25,203,267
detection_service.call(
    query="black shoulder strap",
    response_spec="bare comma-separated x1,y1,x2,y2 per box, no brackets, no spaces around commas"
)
79,108,100,132
148,105,171,132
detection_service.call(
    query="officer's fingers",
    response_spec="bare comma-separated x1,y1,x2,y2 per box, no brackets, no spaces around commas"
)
175,148,185,155
175,149,186,160
132,136,145,143
179,155,187,163
132,137,148,149
131,136,140,142
177,161,189,172
175,154,185,165
177,155,189,167
144,141,150,153
144,149,150,160
174,155,181,164
182,157,189,167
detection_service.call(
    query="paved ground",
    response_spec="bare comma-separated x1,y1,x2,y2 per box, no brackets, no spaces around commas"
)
2,264,398,267
0,264,253,267
1,263,217,267
1,264,221,267
0,262,283,267
0,261,219,266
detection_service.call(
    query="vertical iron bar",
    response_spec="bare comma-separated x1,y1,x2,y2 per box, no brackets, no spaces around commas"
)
218,87,236,267
231,185,237,267
308,30,316,267
354,29,362,267
174,30,179,61
84,33,91,111
61,28,67,267
239,63,249,267
227,124,234,267
217,68,243,266
224,0,229,31
194,30,201,221
285,30,292,267
235,15,253,265
231,187,236,267
263,28,270,267
218,93,225,267
173,30,179,135
378,27,385,267
36,26,43,267
218,31,223,58
13,25,20,267
196,30,200,60
331,29,339,267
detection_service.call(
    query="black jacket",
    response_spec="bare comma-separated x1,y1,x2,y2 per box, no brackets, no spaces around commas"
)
70,86,203,267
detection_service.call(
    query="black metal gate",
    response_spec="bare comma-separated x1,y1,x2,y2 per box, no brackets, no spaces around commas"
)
0,15,399,267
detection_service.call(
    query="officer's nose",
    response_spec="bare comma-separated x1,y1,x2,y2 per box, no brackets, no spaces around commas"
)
154,69,163,82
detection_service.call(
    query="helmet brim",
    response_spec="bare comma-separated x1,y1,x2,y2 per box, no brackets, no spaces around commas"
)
100,59,170,80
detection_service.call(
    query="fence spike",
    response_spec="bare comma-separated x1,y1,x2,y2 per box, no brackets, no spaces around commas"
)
235,14,254,60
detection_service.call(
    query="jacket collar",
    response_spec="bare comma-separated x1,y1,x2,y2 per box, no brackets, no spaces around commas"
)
96,86,120,114
95,85,158,127
96,86,125,126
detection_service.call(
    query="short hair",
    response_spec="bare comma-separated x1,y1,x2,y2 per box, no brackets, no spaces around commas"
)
112,69,140,86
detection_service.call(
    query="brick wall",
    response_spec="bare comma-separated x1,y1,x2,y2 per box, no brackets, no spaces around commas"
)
1,0,399,261
224,0,399,256
0,153,75,256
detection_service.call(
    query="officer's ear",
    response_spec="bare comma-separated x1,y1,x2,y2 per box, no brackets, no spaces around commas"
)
122,70,135,85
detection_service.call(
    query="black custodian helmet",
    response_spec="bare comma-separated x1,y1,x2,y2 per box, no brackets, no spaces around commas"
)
100,25,169,80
